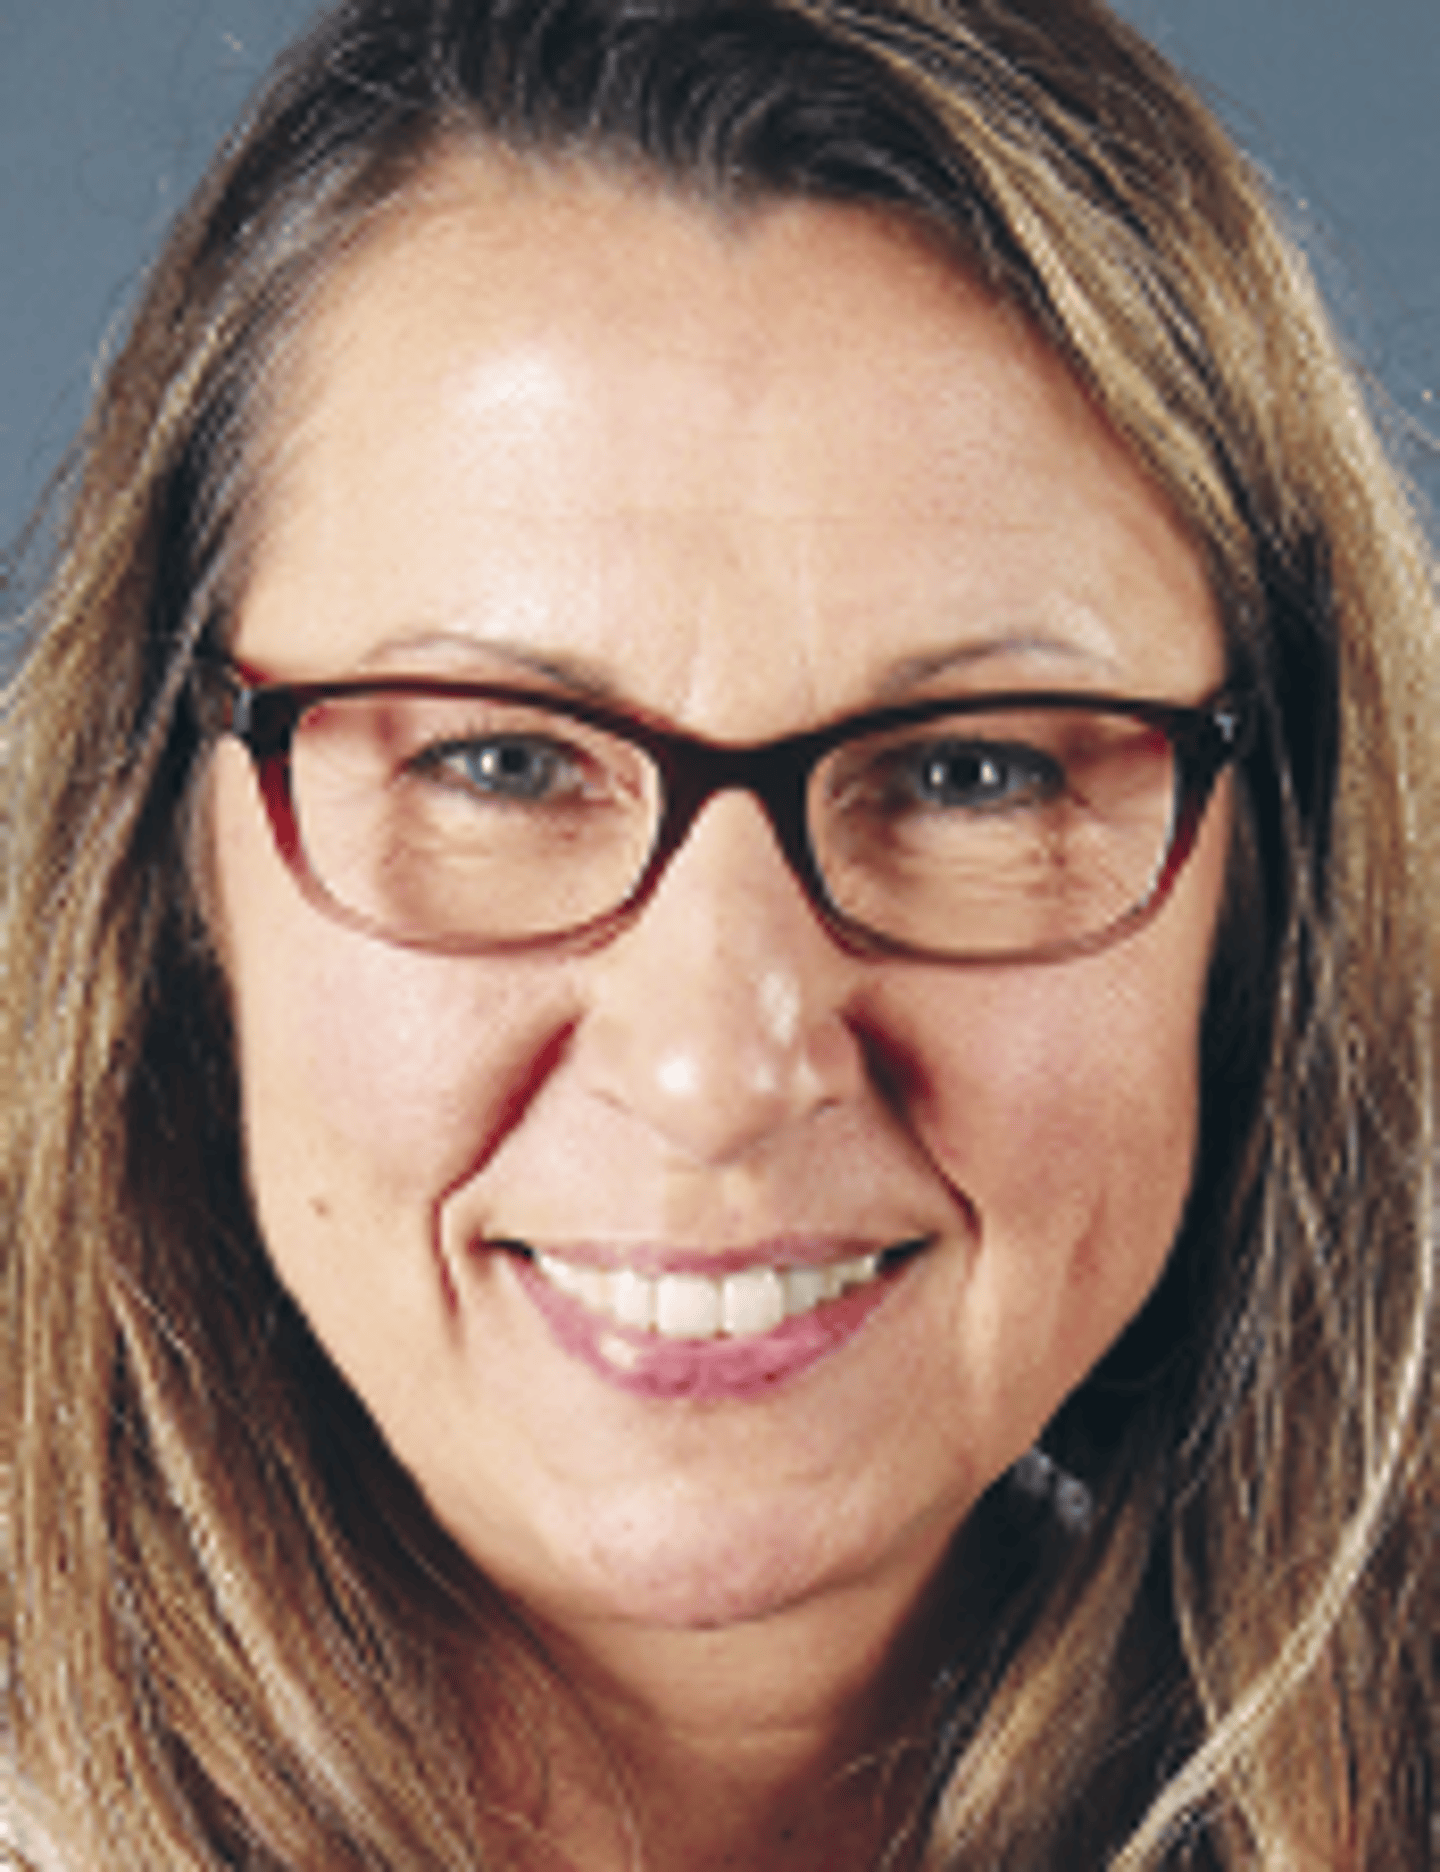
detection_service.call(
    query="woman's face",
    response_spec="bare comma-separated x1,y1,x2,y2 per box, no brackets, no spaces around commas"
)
208,161,1229,1635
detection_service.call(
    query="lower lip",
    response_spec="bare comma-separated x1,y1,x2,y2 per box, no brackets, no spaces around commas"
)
509,1253,910,1401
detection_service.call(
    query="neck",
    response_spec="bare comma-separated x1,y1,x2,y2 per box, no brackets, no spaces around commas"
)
503,1557,949,1872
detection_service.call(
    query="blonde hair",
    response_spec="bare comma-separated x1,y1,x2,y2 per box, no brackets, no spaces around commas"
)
4,0,1435,1864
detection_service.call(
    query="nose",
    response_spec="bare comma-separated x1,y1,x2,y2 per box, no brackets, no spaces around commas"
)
573,791,869,1165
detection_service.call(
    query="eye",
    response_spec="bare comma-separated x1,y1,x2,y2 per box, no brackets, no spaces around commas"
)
888,737,1064,811
413,734,592,803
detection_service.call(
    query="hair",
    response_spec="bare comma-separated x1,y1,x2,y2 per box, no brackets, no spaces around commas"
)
4,0,1436,1864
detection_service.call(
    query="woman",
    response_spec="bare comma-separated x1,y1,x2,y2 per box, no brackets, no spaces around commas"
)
3,0,1435,1865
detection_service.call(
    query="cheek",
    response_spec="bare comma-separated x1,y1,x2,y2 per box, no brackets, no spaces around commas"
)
207,743,570,1250
250,940,500,1188
896,929,1208,1421
909,791,1230,1331
926,961,1199,1230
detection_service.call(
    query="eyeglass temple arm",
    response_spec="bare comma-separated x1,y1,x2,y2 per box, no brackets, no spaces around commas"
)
191,661,302,762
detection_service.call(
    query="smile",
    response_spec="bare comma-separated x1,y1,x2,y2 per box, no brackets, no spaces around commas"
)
531,1249,888,1340
502,1238,930,1401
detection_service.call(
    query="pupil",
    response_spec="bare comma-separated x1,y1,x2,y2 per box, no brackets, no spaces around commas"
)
931,752,987,792
476,741,550,793
919,747,1011,801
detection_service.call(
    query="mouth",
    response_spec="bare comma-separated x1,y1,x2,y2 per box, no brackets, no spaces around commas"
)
492,1237,930,1400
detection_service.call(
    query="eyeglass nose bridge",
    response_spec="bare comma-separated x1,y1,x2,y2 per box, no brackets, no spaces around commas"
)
629,734,849,945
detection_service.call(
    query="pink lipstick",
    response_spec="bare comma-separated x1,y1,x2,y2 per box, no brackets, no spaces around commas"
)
505,1239,925,1400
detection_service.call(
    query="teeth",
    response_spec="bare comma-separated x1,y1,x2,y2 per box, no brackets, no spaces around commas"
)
534,1250,887,1341
783,1265,827,1316
543,1257,586,1301
721,1267,786,1336
573,1264,609,1313
609,1266,655,1331
655,1273,722,1340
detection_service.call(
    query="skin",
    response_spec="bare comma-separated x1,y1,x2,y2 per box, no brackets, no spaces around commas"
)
206,157,1231,1869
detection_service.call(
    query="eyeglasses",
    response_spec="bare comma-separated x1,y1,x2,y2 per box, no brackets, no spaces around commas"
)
196,662,1250,965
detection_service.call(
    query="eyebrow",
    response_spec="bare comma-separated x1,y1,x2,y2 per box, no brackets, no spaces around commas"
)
358,626,1117,708
874,634,1117,696
359,631,627,701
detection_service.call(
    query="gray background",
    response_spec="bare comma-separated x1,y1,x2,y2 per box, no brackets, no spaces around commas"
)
3,0,1438,560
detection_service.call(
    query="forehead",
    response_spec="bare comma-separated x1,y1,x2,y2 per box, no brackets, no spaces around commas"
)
238,153,1222,725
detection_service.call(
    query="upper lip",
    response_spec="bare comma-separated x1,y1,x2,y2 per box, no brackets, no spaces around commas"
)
486,1234,933,1278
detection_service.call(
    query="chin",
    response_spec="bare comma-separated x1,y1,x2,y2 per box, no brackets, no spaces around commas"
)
499,1472,962,1638
581,1538,828,1632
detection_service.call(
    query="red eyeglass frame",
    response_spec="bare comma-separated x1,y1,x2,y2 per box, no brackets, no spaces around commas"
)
193,657,1252,965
